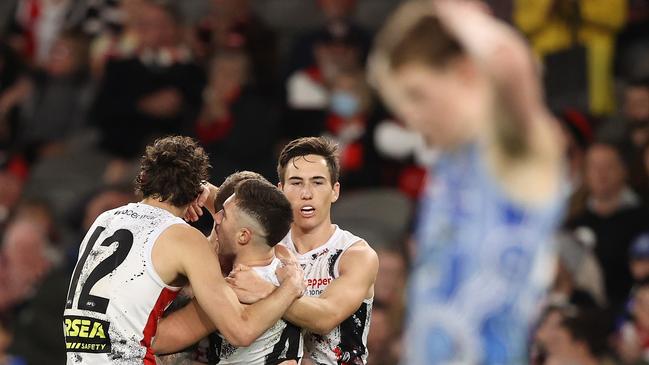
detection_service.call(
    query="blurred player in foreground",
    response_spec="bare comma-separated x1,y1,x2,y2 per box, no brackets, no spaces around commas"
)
369,1,567,363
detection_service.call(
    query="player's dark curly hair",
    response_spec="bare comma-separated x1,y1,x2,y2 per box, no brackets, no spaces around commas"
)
277,137,340,185
234,179,293,247
135,136,210,207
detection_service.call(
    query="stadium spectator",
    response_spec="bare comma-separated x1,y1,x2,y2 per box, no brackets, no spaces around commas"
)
92,0,203,182
566,142,648,311
195,49,279,183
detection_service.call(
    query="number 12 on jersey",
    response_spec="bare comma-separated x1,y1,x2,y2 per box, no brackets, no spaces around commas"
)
65,226,134,314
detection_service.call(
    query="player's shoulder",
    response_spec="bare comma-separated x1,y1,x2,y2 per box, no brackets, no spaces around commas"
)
161,223,206,243
338,240,379,280
337,229,378,268
337,227,375,252
345,240,378,261
90,204,130,226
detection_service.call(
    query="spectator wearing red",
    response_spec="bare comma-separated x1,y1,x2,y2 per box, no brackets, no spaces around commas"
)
195,49,279,183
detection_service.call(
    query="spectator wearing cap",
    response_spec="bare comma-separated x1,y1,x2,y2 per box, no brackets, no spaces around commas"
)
286,0,371,76
283,18,365,142
566,141,649,312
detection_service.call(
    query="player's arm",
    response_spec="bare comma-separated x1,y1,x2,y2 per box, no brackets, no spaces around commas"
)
284,243,378,335
435,0,564,204
226,242,378,334
435,0,549,142
152,226,304,353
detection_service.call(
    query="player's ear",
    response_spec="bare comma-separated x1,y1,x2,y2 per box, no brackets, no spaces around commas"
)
277,182,284,191
238,228,251,245
332,182,340,203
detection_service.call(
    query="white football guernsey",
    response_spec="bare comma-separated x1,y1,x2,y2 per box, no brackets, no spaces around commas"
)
192,257,303,365
63,203,185,365
281,226,373,365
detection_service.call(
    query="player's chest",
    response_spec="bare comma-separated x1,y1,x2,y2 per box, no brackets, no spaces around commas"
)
297,247,344,297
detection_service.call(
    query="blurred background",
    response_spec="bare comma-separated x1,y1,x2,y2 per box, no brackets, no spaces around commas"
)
0,0,648,364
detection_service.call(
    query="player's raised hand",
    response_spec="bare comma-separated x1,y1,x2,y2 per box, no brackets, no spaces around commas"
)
276,261,305,299
226,266,275,304
433,0,544,131
184,181,215,222
274,244,297,266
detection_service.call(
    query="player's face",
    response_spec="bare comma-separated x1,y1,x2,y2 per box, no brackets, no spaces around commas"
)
389,62,478,149
280,154,340,232
213,195,239,256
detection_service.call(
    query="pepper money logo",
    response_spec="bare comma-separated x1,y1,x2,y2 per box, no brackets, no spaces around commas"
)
64,315,111,353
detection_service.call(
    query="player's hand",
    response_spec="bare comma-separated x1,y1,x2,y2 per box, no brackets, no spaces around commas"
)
274,245,297,266
225,265,275,304
276,261,305,299
184,182,210,222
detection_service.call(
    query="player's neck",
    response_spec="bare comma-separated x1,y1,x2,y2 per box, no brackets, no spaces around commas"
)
140,197,186,218
233,248,275,268
291,221,336,254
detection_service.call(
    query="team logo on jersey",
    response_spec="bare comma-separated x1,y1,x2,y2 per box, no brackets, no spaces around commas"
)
64,315,111,353
311,248,329,260
305,277,332,296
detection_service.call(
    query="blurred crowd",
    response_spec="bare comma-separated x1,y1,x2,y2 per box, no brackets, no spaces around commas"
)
0,0,647,364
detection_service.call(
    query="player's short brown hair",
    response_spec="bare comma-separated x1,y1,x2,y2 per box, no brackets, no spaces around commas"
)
370,1,464,79
234,179,293,247
214,171,265,213
135,136,210,207
277,137,340,185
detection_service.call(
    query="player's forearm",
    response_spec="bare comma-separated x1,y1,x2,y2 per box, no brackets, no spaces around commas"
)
153,300,215,354
283,297,340,335
226,282,300,346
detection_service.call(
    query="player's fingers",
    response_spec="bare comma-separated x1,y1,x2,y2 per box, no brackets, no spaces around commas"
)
190,205,203,221
274,245,296,262
279,257,297,268
197,181,210,207
185,208,198,222
193,203,203,217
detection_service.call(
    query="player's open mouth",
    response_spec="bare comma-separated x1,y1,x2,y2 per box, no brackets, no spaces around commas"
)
300,206,315,217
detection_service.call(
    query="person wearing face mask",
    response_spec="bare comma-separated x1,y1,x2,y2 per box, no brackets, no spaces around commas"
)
323,70,386,189
284,30,365,141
